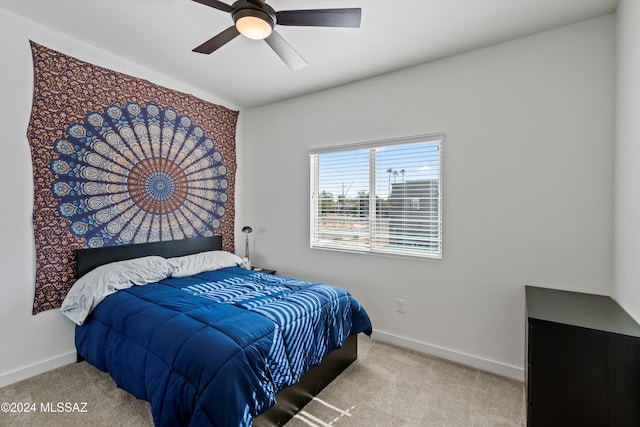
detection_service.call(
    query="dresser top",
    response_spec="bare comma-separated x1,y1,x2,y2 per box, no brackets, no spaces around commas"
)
526,286,640,338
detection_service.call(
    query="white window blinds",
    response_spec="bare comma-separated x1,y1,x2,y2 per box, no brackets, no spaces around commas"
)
310,134,443,259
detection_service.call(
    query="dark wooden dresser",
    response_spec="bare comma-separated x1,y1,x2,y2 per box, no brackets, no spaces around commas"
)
525,285,640,427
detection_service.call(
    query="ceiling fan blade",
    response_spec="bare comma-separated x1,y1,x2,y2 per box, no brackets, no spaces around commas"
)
193,26,240,54
192,0,234,13
275,8,361,28
265,30,307,71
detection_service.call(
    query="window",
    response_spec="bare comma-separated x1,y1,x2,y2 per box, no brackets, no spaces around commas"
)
309,134,443,259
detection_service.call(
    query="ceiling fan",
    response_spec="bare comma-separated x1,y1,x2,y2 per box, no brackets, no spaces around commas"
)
192,0,361,71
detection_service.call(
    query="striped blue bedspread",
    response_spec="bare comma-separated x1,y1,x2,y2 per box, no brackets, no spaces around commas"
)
75,266,372,426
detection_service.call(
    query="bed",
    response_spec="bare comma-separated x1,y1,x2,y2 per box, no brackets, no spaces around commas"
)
62,236,372,426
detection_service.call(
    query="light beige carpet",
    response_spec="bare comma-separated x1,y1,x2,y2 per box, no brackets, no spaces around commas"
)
286,336,525,427
0,336,525,426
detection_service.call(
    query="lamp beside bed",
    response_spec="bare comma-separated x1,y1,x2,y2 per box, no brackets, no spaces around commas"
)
242,225,252,269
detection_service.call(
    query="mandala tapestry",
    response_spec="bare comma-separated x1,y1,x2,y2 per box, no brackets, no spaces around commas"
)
28,42,238,314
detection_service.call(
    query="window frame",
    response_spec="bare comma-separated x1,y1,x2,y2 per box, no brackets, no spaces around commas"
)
309,133,444,260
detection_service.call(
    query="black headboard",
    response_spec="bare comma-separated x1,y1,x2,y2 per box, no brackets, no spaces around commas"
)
76,236,223,279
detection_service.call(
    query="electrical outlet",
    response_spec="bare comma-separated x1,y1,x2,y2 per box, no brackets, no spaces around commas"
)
396,298,405,313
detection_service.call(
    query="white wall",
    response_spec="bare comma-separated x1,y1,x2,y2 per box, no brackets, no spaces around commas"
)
614,0,640,321
0,7,617,386
244,15,615,379
0,8,244,387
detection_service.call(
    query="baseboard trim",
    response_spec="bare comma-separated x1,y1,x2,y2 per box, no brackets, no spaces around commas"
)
0,351,76,388
0,333,524,388
372,329,524,381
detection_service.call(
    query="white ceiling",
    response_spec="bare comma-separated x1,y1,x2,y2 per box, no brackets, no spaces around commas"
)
1,0,618,109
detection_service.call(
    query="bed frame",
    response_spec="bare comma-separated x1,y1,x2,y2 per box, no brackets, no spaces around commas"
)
75,236,358,426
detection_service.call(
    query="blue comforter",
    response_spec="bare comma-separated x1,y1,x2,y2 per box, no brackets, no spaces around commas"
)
75,267,372,426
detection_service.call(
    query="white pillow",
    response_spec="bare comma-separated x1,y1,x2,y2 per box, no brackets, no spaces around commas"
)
169,250,244,278
60,256,173,325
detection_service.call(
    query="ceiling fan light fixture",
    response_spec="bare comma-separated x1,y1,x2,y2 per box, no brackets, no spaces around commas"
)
233,9,274,40
192,0,362,70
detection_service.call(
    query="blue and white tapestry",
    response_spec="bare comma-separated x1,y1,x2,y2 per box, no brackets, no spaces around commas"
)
28,42,238,314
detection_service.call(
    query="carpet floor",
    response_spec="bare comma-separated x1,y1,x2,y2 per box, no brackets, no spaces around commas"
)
0,336,525,426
